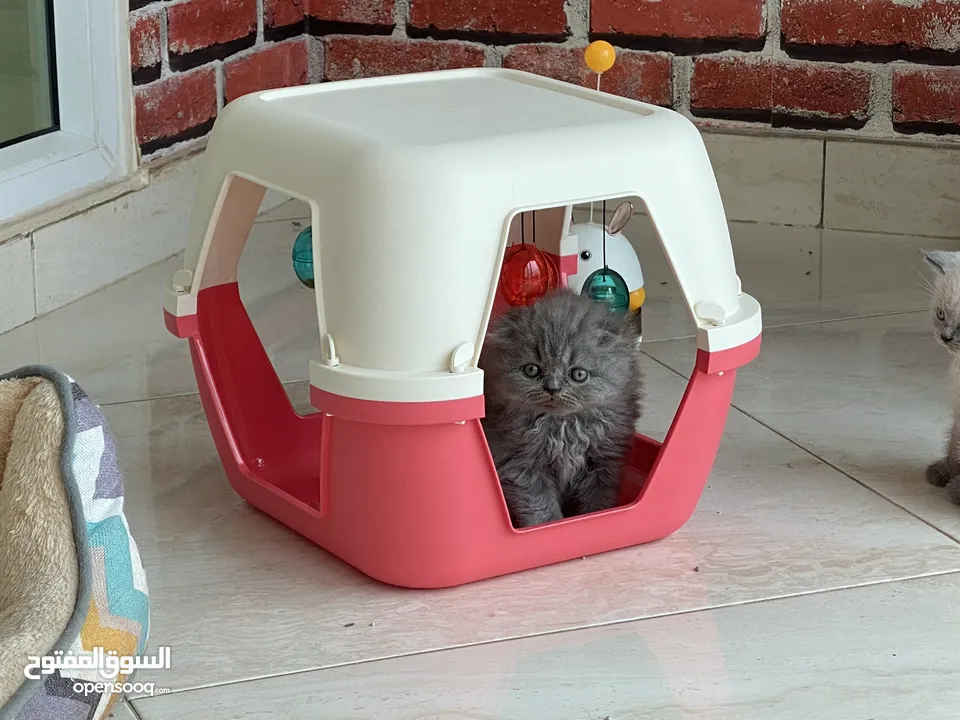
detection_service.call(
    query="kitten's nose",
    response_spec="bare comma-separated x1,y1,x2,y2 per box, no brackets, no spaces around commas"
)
543,379,560,394
943,329,955,343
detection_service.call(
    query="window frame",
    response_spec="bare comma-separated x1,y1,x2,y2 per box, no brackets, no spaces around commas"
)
0,0,137,226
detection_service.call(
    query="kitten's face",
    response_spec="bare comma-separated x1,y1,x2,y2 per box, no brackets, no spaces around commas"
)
483,289,638,415
926,250,960,354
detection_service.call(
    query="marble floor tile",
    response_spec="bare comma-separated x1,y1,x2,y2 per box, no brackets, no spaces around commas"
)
131,572,960,720
109,701,141,719
109,357,960,694
643,311,960,538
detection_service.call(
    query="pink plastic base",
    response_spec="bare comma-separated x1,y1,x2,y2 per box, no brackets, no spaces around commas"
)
165,282,760,588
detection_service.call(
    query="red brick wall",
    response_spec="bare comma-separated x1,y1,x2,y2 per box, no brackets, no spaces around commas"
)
129,0,960,157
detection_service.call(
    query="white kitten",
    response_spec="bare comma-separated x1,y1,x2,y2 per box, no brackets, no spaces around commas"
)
923,249,960,504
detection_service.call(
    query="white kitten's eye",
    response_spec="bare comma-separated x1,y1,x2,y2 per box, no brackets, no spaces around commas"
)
522,363,541,378
570,367,589,382
938,308,946,321
580,250,592,261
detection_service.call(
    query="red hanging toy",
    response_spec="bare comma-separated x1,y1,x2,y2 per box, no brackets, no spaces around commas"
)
499,211,558,307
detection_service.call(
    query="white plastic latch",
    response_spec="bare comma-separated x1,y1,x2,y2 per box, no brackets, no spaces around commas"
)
449,341,475,373
695,301,727,326
172,269,193,294
324,334,339,367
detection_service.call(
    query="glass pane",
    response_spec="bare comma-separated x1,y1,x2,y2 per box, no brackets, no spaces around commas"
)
0,0,57,148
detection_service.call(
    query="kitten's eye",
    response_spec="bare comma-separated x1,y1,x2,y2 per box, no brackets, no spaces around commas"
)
938,308,946,321
522,363,541,378
570,367,589,382
580,250,592,261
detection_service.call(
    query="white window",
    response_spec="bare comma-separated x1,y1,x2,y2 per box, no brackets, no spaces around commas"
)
0,0,136,225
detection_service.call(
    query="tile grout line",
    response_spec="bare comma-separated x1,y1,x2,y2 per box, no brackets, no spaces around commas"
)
126,567,960,705
732,405,960,546
119,697,144,719
818,225,824,301
818,139,827,229
641,352,960,548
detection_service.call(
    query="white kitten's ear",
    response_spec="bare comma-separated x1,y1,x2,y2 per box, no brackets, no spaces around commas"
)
923,250,959,275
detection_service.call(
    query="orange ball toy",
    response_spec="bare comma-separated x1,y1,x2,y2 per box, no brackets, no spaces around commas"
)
500,244,559,307
584,41,616,74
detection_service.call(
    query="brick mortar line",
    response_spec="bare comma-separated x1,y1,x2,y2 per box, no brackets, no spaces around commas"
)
392,0,409,37
159,2,171,78
672,56,693,116
764,0,783,57
255,0,264,43
307,35,325,84
866,64,895,135
215,60,225,110
483,45,506,68
563,0,589,44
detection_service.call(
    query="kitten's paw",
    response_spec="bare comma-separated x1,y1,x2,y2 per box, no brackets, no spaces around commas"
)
572,483,621,517
513,508,563,528
948,479,960,506
926,458,953,488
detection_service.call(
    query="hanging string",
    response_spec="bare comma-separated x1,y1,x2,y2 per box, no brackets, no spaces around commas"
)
602,200,608,270
589,56,603,227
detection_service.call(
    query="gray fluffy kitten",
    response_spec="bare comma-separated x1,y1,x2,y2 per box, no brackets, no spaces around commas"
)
479,288,644,528
924,249,960,504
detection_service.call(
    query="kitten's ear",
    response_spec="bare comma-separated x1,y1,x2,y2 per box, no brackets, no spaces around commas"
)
923,250,959,275
592,310,638,348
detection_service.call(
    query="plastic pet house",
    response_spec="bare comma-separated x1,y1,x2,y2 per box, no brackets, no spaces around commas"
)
162,68,762,589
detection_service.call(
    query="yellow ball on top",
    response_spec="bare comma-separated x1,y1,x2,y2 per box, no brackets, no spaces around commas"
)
584,40,616,74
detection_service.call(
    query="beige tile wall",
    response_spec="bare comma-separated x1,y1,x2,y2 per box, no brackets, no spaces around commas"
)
0,234,34,334
703,134,824,227
823,141,960,238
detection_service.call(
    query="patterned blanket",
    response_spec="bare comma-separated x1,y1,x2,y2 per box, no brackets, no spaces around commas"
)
0,366,149,720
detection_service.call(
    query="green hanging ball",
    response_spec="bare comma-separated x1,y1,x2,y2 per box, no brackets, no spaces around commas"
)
584,267,630,315
292,226,314,288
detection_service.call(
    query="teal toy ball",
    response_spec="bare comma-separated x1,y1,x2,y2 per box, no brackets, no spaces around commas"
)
583,267,629,314
292,226,314,288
